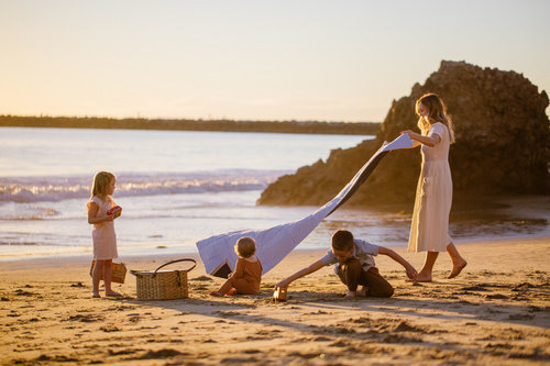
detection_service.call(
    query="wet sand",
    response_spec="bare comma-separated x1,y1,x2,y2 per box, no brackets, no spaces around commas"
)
1,236,549,365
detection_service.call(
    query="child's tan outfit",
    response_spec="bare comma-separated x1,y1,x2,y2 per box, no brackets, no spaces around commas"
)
219,257,262,295
90,195,118,260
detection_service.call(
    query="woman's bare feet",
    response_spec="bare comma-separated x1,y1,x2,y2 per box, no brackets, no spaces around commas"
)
92,292,101,298
448,259,467,279
105,290,122,297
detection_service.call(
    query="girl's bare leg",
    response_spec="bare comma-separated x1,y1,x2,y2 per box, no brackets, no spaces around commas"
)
447,242,467,279
92,260,104,298
414,251,439,282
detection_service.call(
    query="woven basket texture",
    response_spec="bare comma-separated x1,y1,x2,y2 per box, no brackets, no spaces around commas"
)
133,269,189,300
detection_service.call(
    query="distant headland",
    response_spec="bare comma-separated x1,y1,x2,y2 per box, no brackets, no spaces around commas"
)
0,115,380,136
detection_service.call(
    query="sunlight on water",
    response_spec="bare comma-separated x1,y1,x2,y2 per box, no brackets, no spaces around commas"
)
1,127,548,261
0,127,373,259
0,128,369,176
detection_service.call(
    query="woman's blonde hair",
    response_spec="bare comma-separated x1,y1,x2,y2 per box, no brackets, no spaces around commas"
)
416,93,455,143
235,237,256,258
90,171,115,199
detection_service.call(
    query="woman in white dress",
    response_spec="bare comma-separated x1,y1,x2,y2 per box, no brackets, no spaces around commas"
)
401,93,467,282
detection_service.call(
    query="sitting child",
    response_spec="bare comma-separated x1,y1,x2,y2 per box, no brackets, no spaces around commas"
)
276,229,418,298
209,237,262,297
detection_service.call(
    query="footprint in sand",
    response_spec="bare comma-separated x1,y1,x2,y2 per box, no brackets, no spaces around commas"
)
220,356,260,364
287,352,319,360
99,325,121,332
35,355,79,363
214,310,239,318
127,316,141,323
382,334,423,344
243,349,261,354
508,313,535,321
66,314,105,323
14,289,34,297
133,349,189,360
312,336,332,342
392,320,427,333
460,285,489,292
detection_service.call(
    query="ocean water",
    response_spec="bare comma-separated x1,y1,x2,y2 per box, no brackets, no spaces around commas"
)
1,127,548,262
0,127,378,260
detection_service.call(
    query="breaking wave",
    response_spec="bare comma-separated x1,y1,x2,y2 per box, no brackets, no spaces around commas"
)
0,169,287,203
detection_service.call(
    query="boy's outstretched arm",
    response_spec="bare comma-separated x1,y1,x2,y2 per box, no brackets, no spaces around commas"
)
378,246,418,280
275,260,325,289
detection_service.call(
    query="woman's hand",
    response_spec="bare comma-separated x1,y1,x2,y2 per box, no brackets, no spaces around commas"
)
401,130,419,141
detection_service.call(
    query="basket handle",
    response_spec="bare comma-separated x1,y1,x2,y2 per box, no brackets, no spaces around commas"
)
153,258,197,276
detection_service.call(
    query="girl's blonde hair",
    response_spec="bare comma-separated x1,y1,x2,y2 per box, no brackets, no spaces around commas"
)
415,93,455,143
235,237,256,258
90,171,115,199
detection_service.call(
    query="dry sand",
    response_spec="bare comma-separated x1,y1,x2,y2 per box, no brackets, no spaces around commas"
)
1,236,549,365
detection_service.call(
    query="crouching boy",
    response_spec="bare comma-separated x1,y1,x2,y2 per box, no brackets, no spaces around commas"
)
276,229,418,298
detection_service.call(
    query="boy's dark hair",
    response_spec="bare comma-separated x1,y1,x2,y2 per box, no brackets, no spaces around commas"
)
331,229,354,251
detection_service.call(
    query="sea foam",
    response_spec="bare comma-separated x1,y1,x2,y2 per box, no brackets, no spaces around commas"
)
0,170,286,203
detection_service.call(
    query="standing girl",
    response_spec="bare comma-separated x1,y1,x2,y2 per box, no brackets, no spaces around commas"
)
87,171,121,298
401,93,467,282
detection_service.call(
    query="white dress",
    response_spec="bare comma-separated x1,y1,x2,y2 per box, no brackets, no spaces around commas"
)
408,122,453,253
90,195,118,260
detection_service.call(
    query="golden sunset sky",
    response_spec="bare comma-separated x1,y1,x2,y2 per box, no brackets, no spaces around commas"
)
1,0,548,122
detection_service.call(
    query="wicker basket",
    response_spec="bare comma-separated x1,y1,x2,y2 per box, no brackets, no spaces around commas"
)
130,258,197,300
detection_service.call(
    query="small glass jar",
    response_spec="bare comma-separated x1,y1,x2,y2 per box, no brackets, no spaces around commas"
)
273,287,287,302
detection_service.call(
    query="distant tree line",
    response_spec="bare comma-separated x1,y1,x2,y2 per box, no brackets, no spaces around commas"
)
0,115,380,136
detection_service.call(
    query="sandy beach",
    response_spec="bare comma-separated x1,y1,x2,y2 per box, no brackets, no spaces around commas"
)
1,236,549,365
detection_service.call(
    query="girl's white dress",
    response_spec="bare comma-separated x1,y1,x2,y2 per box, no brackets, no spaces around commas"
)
408,122,453,253
90,195,118,260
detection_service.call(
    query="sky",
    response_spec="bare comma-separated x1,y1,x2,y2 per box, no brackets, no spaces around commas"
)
1,0,549,122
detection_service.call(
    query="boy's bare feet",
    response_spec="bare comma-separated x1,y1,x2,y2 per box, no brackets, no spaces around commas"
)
92,292,101,298
344,290,357,298
356,286,368,297
209,291,223,297
448,260,467,279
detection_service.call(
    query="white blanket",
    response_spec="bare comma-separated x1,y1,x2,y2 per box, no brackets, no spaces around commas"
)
196,134,413,277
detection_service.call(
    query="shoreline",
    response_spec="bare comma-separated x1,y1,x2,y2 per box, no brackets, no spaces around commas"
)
0,233,549,265
1,225,549,264
1,234,549,270
1,236,549,365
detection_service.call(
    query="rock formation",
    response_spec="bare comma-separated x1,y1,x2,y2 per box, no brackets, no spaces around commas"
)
257,61,550,208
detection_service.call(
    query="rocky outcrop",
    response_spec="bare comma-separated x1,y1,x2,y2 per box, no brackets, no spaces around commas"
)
258,61,550,208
